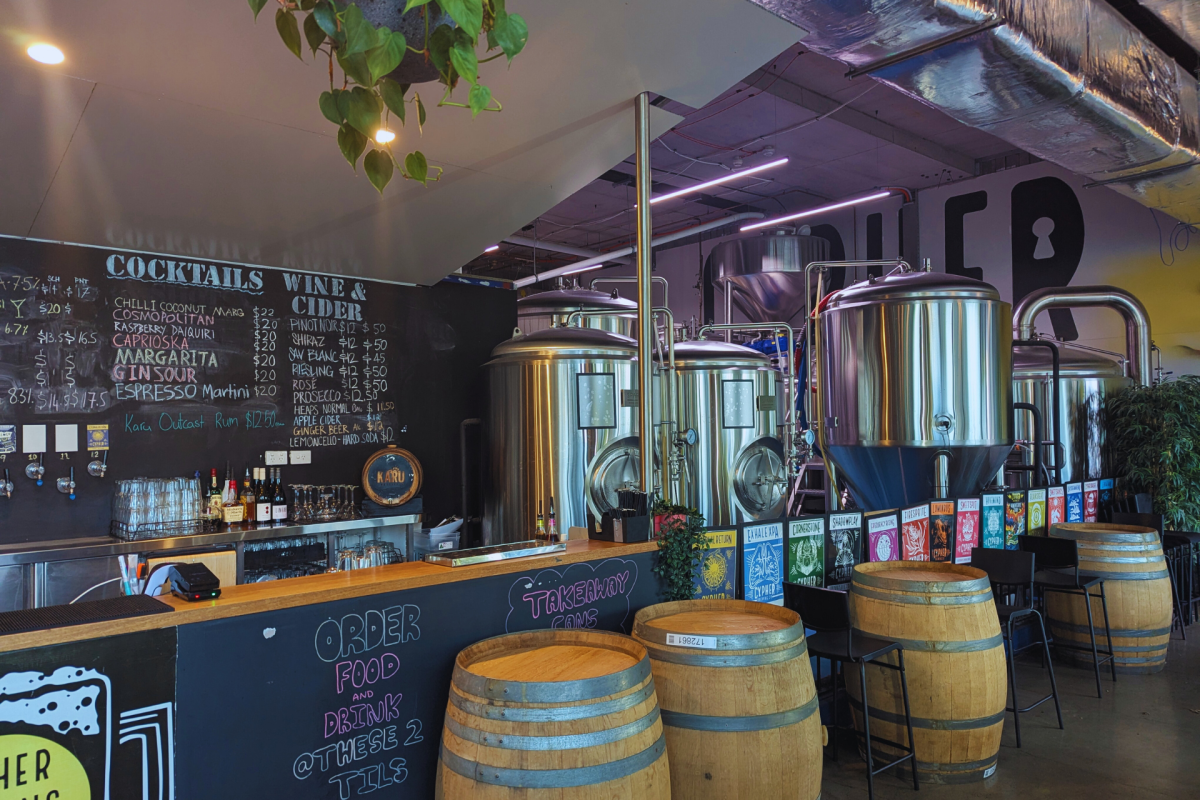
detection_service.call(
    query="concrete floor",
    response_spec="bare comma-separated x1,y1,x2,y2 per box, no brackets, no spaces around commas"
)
821,632,1200,799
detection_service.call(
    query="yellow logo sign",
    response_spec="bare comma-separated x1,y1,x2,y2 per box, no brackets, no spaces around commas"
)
0,734,90,799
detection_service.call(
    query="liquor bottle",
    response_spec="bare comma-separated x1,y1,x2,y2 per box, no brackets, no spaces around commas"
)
271,468,288,526
240,468,256,527
547,496,558,542
535,501,546,541
221,479,244,525
207,468,222,521
254,468,272,525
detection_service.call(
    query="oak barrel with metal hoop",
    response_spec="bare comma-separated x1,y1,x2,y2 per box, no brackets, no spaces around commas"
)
436,629,670,799
848,562,1006,784
632,599,821,800
1047,522,1173,674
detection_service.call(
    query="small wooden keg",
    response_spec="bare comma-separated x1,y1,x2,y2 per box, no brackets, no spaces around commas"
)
1047,523,1173,674
632,599,821,800
436,629,670,800
848,562,1006,784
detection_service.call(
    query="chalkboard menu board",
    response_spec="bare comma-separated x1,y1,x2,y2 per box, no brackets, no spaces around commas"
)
0,237,515,543
175,551,663,799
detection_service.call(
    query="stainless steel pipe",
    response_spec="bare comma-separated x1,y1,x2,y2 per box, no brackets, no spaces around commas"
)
635,92,654,495
1013,286,1153,387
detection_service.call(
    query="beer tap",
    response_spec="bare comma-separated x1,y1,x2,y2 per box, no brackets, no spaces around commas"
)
87,451,108,478
25,454,44,486
56,466,76,500
1,469,12,499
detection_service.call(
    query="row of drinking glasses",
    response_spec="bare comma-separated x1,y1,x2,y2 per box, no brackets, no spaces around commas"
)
288,485,361,523
112,477,204,531
334,539,398,570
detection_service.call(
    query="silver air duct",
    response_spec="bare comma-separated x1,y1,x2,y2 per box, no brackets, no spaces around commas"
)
748,0,1200,224
1136,1,1200,51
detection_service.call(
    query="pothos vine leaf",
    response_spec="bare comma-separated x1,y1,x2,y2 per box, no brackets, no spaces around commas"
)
253,0,527,192
364,149,395,193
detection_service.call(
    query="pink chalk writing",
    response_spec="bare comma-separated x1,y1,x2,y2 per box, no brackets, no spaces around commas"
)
335,653,400,694
326,694,404,738
522,571,630,619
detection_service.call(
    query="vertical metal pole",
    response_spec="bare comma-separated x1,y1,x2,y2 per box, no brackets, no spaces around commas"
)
635,93,655,496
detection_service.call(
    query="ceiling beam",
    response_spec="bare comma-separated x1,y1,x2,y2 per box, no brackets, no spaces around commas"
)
744,69,977,175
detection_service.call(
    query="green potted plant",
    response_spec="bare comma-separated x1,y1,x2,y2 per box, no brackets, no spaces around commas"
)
651,503,709,601
1107,375,1200,531
249,0,528,191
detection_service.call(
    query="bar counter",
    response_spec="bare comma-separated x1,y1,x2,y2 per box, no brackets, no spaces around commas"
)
0,538,665,800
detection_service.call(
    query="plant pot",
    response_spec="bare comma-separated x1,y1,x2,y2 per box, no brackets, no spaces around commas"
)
354,0,454,84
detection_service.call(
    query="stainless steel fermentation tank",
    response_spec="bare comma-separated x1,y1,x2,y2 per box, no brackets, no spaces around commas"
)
516,288,637,337
819,271,1013,510
707,231,830,324
482,327,644,544
673,341,788,525
1011,286,1152,484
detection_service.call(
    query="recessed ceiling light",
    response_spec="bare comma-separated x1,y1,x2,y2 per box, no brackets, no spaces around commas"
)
27,43,64,65
374,128,396,144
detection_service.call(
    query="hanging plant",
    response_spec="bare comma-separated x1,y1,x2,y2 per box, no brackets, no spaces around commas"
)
1107,375,1200,531
249,0,528,192
651,504,709,601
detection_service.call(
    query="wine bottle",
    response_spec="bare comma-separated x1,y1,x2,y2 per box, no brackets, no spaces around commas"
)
272,468,289,526
255,468,272,525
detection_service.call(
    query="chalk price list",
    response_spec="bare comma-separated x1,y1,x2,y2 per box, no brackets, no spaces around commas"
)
0,272,110,415
253,307,279,399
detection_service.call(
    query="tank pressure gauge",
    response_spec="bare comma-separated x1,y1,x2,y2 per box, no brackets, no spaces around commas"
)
683,428,698,446
802,429,817,447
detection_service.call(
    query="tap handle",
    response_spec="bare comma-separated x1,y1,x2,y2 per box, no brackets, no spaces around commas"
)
69,466,76,500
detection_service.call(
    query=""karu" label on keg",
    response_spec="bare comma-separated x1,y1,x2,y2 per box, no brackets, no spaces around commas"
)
665,633,716,649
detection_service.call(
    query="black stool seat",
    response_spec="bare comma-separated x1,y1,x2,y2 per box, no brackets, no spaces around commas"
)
808,630,902,663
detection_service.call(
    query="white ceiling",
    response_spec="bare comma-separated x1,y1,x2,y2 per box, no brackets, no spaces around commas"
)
0,0,804,284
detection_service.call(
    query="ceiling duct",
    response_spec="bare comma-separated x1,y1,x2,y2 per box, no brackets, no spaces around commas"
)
1135,0,1200,52
748,0,1200,223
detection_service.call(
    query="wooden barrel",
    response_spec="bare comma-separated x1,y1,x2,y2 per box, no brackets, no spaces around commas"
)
1047,522,1173,674
631,599,821,800
848,562,1006,784
436,629,670,800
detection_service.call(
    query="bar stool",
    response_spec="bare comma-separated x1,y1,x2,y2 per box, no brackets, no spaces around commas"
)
970,547,1064,747
784,582,918,800
1018,535,1116,697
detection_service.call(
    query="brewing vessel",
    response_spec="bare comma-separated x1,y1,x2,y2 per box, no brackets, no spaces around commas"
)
483,327,642,544
1012,347,1129,483
516,289,637,336
673,340,787,524
707,232,830,323
819,271,1012,509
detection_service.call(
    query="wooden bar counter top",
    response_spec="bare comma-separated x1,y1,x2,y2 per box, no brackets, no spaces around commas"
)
0,539,657,653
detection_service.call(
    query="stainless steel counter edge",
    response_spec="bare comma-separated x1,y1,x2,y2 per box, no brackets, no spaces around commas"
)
0,515,422,566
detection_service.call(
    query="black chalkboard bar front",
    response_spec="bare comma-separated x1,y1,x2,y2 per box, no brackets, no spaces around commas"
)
0,539,666,800
0,236,515,543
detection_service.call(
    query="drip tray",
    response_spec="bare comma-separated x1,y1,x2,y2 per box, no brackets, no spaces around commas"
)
424,540,566,568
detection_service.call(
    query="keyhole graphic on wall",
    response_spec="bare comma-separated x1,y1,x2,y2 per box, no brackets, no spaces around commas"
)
1032,217,1056,259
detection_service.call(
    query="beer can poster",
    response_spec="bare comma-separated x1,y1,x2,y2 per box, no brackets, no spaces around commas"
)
787,518,825,587
1048,486,1066,526
1027,488,1047,536
0,628,177,800
1066,483,1084,523
741,521,784,605
693,529,737,600
867,512,899,562
929,501,956,562
981,493,1005,549
826,512,863,585
1005,490,1027,550
901,504,931,562
1084,480,1100,523
955,498,981,563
